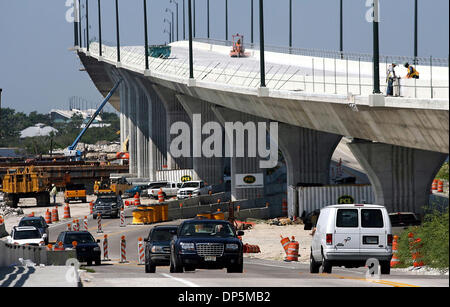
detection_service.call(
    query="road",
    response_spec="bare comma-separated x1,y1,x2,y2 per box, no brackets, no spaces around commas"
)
44,207,448,288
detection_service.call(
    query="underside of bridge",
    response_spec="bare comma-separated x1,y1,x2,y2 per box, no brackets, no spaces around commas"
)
77,51,448,216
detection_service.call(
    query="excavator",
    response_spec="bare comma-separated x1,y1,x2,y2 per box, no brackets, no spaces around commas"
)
229,34,249,58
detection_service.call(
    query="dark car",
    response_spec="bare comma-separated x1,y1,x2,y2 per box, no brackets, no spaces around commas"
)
56,231,101,266
170,219,244,273
144,225,178,273
93,194,123,219
389,212,421,235
124,184,148,198
18,216,49,244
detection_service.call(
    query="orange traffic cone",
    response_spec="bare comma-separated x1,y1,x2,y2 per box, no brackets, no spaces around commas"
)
390,235,400,267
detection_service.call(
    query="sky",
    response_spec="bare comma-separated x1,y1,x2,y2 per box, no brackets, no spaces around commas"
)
0,0,448,114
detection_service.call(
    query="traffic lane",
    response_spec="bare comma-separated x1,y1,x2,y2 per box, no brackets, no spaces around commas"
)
81,258,448,287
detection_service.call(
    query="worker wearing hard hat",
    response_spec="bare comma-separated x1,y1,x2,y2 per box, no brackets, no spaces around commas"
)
404,62,420,79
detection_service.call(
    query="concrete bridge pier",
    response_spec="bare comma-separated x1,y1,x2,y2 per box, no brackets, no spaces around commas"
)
175,95,225,186
278,123,342,217
212,106,266,201
348,139,448,216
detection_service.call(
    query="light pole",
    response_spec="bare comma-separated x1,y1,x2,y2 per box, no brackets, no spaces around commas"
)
183,0,186,40
414,0,418,64
251,0,254,45
143,0,149,70
188,0,194,79
86,0,89,51
340,0,343,58
225,0,228,41
98,0,102,56
79,0,83,48
289,0,292,49
164,18,172,42
372,0,380,94
74,0,79,47
170,0,179,42
115,0,120,63
259,0,265,87
166,8,175,42
193,0,196,38
207,0,210,39
164,28,171,44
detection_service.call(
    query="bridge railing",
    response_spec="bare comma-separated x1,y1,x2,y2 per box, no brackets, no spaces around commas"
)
86,40,449,100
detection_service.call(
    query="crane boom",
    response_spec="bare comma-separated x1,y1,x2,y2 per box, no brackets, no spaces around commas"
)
65,79,122,157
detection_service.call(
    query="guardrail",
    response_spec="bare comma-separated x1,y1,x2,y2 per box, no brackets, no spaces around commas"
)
84,40,449,100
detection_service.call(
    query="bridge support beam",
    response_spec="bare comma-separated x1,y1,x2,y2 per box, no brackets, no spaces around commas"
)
176,95,225,186
212,107,265,201
348,139,447,216
278,123,342,217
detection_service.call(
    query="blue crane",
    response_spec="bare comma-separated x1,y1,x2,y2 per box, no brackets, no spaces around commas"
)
64,79,123,159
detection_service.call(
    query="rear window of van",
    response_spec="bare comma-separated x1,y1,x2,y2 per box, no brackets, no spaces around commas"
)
361,209,384,228
336,209,358,227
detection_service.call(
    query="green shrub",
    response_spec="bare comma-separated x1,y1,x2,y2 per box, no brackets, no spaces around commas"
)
436,162,449,181
396,209,449,269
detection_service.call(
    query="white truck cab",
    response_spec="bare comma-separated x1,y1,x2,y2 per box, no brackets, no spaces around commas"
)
177,181,211,199
310,204,393,274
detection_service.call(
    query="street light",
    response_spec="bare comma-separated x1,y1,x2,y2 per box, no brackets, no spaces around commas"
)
74,0,80,47
225,0,228,41
143,0,149,70
98,0,102,56
183,0,186,40
193,0,196,38
188,0,194,79
251,0,254,45
207,0,210,39
259,0,265,87
414,0,418,64
340,0,343,58
289,0,292,49
170,0,179,42
79,0,83,48
372,0,380,94
166,8,174,42
164,18,172,42
115,0,120,63
86,0,89,51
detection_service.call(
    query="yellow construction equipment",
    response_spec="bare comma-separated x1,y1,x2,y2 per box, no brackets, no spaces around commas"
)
1,166,51,208
94,175,131,196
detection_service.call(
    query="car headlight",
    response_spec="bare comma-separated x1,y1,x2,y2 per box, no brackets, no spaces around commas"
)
180,242,195,251
93,247,100,252
151,245,164,253
225,244,239,251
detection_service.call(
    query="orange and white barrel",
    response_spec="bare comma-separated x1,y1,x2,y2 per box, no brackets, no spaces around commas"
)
83,216,88,231
103,234,110,261
64,204,71,219
120,208,126,227
390,235,400,267
97,213,103,233
45,209,52,224
432,179,438,191
134,193,141,206
51,207,59,223
282,199,288,217
285,237,299,261
438,181,444,193
67,223,72,231
280,235,290,254
137,237,145,265
158,189,164,203
89,202,94,214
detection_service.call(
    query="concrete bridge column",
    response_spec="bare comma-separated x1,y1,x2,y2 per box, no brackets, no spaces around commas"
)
151,85,193,171
136,86,150,179
278,123,342,217
348,139,447,216
135,77,168,180
176,95,225,186
212,107,265,201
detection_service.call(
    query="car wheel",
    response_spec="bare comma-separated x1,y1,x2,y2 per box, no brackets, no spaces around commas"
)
321,253,332,274
145,261,156,273
170,254,183,273
310,251,320,274
380,261,391,275
95,259,101,266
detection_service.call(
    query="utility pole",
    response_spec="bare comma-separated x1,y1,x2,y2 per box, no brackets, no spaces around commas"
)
98,0,102,56
340,0,343,58
372,0,380,93
188,0,194,79
414,0,418,64
289,0,292,49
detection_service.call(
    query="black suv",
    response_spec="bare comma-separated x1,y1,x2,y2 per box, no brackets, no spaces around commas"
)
56,231,101,266
170,219,244,273
93,194,123,219
144,225,178,273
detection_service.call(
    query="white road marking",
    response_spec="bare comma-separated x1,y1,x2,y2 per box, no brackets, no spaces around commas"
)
160,273,200,287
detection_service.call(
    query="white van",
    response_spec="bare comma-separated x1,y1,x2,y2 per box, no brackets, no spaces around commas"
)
310,204,393,274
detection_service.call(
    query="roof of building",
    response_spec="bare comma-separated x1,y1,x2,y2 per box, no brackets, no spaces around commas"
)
20,123,58,138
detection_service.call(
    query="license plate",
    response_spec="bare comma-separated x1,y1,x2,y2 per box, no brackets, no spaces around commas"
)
363,236,379,245
204,256,216,262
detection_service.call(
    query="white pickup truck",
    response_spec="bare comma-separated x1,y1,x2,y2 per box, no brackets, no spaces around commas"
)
149,182,183,199
177,181,212,199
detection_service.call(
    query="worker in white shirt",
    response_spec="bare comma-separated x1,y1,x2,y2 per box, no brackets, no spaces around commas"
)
386,63,398,96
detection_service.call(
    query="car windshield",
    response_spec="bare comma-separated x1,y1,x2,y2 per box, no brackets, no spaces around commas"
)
151,229,175,242
179,222,235,238
64,233,95,244
14,229,42,240
149,182,167,188
182,182,200,188
19,219,44,229
390,214,417,225
97,197,116,203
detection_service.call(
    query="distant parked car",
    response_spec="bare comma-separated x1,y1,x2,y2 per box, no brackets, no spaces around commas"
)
149,182,183,199
56,231,101,266
18,216,49,244
123,184,150,198
145,181,170,198
7,226,46,246
389,212,421,235
170,219,244,273
144,225,179,273
177,181,212,199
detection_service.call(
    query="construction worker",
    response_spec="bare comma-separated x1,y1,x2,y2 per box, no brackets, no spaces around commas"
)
404,62,420,79
50,184,57,204
386,63,397,96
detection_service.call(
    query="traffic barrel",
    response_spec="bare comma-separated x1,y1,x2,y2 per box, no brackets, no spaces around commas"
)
280,235,290,254
28,212,35,217
390,235,401,267
51,206,59,223
285,236,299,261
438,181,444,193
46,244,54,251
45,209,52,224
103,234,110,261
412,238,425,268
158,188,164,203
137,237,145,265
282,199,288,216
119,235,127,263
67,223,72,231
134,192,141,206
432,179,438,191
64,204,71,219
97,213,103,233
54,241,65,251
120,208,126,227
89,202,94,214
